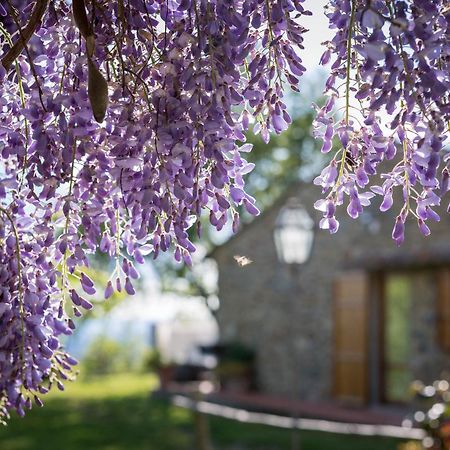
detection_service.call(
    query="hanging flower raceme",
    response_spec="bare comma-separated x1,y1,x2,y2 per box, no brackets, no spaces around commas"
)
0,204,77,423
0,0,309,420
314,0,449,244
0,0,449,423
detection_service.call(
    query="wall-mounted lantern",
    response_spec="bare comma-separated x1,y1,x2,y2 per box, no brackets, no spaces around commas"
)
274,199,314,264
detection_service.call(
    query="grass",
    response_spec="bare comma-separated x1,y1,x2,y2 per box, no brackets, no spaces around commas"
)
0,372,409,450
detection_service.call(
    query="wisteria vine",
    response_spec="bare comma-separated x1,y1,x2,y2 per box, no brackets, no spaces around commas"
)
0,0,448,422
0,0,308,421
314,0,449,244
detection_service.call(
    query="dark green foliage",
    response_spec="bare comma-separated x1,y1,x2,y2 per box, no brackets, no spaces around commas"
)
220,341,255,363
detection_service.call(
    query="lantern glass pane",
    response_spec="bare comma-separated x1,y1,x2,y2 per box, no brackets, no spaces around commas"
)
274,202,314,264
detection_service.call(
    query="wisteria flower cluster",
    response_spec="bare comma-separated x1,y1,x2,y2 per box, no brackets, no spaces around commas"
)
0,0,448,423
0,0,308,421
314,0,449,244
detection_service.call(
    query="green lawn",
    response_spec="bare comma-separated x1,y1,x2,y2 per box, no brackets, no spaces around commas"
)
0,373,409,450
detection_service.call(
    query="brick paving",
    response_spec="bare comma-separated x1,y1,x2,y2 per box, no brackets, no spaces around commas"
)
207,391,407,426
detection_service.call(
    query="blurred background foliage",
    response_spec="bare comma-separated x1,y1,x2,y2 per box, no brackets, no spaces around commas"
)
81,335,147,377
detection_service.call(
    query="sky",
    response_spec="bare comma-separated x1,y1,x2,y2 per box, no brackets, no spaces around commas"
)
300,0,332,73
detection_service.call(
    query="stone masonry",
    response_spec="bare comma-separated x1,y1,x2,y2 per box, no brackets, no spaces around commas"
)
212,181,450,402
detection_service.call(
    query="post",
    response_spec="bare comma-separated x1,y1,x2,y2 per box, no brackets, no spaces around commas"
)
193,382,214,450
291,412,301,450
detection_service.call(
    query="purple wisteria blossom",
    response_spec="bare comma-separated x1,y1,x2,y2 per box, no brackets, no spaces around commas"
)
0,0,448,423
314,0,449,244
0,0,308,421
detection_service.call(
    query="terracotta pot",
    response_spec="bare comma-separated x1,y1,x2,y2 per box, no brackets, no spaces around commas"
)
158,366,175,389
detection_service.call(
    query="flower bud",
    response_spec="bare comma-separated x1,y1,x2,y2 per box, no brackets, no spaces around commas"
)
88,58,108,123
72,0,93,40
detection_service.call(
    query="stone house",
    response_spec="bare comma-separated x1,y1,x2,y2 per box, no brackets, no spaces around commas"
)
212,181,450,405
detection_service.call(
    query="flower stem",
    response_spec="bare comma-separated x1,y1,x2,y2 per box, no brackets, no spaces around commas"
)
345,0,357,126
336,0,357,189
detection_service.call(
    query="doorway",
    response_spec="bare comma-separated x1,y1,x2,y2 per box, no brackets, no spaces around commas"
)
382,273,414,403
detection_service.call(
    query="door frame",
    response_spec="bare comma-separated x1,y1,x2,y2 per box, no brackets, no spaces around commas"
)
369,271,384,404
378,270,416,404
377,271,387,403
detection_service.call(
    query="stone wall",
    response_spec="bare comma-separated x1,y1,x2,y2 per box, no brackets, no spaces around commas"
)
213,182,450,401
410,270,450,383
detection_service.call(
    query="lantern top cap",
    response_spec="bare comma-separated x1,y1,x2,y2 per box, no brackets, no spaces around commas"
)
275,198,314,230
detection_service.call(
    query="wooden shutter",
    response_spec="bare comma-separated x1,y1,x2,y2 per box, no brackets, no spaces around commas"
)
333,271,369,405
437,268,450,351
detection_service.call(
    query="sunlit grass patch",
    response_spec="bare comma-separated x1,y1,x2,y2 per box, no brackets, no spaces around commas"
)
0,372,408,450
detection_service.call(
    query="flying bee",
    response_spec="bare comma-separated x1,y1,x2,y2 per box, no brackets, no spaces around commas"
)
233,255,253,267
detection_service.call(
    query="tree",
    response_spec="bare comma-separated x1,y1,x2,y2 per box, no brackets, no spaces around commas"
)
0,0,448,422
